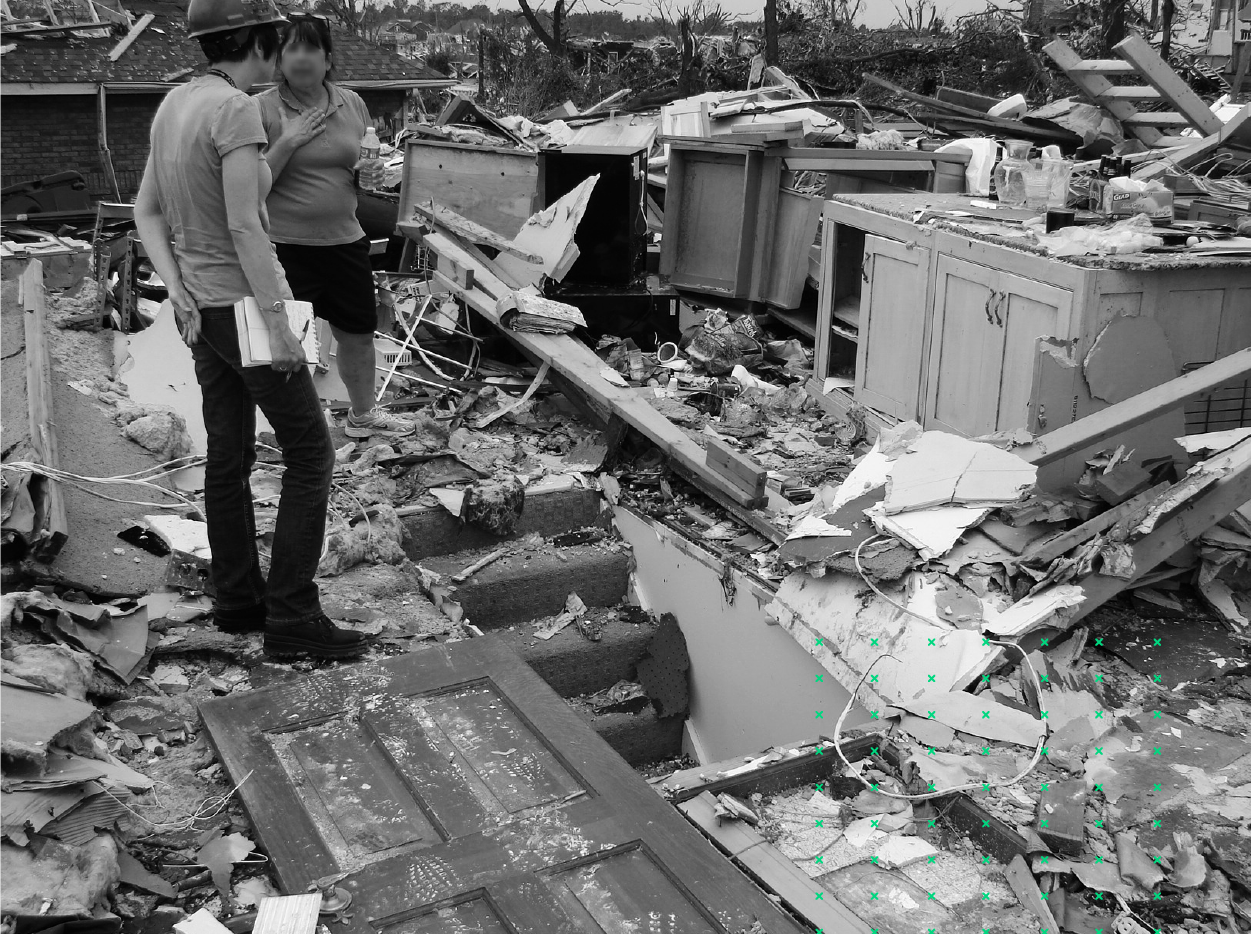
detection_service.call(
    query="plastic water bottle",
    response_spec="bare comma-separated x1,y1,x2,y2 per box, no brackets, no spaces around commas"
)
359,126,381,191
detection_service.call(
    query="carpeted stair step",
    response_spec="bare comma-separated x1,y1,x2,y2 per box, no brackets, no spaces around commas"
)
401,478,606,561
423,540,629,630
494,608,657,699
566,697,685,767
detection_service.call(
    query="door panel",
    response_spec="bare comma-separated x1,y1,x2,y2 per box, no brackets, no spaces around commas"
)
201,636,814,934
997,273,1070,431
854,235,930,419
928,255,1004,435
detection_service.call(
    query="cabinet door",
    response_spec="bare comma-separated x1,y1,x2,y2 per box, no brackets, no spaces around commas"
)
201,636,812,934
997,270,1072,432
854,235,931,419
926,255,1005,436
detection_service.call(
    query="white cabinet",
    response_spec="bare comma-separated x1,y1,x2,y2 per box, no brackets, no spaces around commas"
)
854,235,931,420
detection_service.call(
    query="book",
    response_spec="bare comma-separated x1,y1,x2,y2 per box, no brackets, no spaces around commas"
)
497,289,586,335
233,297,319,368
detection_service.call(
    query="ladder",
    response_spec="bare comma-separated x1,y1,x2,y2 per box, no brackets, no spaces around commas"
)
1044,33,1223,148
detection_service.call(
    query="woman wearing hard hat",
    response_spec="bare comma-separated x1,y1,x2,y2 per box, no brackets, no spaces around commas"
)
133,0,372,660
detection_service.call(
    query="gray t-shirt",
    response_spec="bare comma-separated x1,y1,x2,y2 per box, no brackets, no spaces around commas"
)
147,76,291,307
256,82,369,246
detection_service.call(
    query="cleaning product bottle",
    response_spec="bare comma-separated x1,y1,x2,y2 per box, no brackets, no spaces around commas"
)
359,126,381,191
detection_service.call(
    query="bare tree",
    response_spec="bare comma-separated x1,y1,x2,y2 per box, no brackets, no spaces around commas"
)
516,0,567,55
316,0,393,42
832,0,864,27
891,0,938,31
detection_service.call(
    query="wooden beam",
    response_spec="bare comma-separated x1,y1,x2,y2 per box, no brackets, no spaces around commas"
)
1043,39,1164,147
1069,438,1251,622
107,11,153,61
408,201,543,264
1023,348,1251,467
1134,102,1251,180
19,260,69,562
1113,34,1223,136
1020,482,1169,567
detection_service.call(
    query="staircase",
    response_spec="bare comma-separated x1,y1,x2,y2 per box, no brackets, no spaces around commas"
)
1045,33,1225,148
400,482,687,768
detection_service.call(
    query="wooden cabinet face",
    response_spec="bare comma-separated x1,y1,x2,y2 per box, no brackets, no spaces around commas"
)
928,255,1004,436
854,235,931,419
927,257,1072,436
201,636,811,934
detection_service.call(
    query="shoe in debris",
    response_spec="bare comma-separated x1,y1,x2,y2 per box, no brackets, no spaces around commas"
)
213,602,267,634
263,614,374,659
344,406,415,439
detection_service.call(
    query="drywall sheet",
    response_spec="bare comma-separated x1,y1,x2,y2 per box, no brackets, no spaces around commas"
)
613,507,862,763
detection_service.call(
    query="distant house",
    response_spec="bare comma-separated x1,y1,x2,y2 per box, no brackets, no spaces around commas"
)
1,0,455,199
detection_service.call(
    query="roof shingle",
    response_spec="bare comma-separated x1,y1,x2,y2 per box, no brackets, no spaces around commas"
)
1,0,449,86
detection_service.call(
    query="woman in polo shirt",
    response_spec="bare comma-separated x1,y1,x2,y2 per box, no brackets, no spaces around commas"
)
257,15,414,440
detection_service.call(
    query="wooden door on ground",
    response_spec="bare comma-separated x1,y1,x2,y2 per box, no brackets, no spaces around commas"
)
854,234,931,420
200,636,813,934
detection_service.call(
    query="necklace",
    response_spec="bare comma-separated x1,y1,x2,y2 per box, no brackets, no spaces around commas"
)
206,68,237,89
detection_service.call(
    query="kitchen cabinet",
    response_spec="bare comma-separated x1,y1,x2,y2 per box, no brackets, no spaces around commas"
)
812,192,1250,485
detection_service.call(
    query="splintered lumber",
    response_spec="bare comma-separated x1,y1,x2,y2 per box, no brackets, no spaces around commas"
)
1134,102,1251,181
861,73,1080,145
1023,348,1251,467
1021,482,1169,566
1070,437,1251,623
19,260,69,561
107,11,154,61
1004,854,1060,932
408,203,544,264
411,228,781,542
1035,779,1087,857
704,438,767,507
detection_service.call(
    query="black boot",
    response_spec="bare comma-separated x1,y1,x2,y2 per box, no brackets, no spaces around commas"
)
213,602,268,634
263,614,374,659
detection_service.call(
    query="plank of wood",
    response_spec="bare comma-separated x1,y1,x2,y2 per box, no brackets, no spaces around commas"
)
425,262,779,529
1070,438,1251,623
1004,853,1060,932
1021,482,1169,567
680,792,873,933
19,261,68,562
410,201,544,263
704,438,767,505
1035,779,1087,857
1114,34,1223,136
1043,39,1164,147
1024,348,1251,467
1134,102,1251,181
107,11,153,61
862,72,1080,144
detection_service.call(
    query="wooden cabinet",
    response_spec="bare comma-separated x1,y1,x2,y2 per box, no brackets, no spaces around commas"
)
854,235,930,419
812,193,1250,484
926,256,1072,436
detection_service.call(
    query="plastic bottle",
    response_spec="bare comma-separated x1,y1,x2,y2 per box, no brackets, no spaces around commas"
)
359,126,381,191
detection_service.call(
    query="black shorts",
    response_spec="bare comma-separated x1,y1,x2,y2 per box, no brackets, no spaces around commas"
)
274,236,376,336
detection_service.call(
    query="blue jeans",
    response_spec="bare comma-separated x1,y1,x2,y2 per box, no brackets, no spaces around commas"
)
191,307,334,625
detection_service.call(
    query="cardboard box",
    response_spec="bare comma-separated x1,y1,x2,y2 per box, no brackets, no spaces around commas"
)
1103,187,1174,223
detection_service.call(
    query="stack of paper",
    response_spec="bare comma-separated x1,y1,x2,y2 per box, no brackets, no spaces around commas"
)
500,291,586,334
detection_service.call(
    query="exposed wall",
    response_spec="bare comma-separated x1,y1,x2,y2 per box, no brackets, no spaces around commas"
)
1,94,161,200
613,506,870,764
1,88,408,200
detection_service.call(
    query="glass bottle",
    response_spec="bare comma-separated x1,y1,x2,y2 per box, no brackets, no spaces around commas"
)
993,139,1032,208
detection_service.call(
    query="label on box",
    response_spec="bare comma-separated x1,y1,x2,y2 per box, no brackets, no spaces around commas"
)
1103,188,1174,222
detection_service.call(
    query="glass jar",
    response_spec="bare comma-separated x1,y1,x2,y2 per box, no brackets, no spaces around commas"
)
993,139,1032,208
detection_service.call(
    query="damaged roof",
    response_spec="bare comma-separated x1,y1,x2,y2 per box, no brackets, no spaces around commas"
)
1,0,453,89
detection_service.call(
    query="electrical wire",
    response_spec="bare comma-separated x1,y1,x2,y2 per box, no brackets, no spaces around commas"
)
105,769,254,835
0,461,205,519
817,535,1048,802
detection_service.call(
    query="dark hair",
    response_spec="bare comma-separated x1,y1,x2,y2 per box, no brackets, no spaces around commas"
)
200,22,281,64
280,16,333,58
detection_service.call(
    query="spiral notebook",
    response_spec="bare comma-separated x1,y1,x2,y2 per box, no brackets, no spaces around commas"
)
233,297,319,368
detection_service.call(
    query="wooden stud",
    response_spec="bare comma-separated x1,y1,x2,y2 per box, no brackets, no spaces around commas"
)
1114,34,1223,136
19,260,69,562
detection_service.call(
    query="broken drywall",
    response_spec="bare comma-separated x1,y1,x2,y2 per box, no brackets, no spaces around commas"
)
1083,315,1178,405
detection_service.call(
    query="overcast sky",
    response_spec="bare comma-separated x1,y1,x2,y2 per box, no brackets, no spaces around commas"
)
471,0,1010,27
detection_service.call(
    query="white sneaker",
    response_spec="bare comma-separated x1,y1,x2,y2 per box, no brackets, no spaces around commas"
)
344,406,416,439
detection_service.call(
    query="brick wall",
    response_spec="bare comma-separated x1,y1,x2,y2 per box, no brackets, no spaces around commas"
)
1,88,409,200
1,94,161,200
